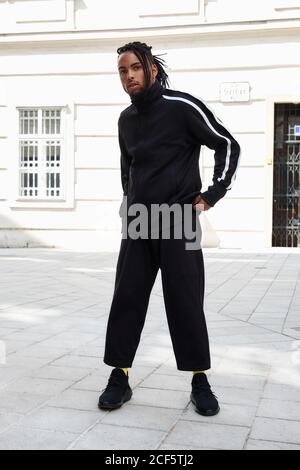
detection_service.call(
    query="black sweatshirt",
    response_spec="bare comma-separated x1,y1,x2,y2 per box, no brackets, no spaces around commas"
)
118,79,240,212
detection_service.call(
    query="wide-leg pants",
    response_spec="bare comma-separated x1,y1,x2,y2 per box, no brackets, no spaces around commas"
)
103,211,211,371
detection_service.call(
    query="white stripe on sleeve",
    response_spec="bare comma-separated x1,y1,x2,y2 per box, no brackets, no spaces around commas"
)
162,94,237,188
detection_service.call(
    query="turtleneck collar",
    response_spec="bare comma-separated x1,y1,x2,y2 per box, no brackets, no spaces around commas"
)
130,79,163,113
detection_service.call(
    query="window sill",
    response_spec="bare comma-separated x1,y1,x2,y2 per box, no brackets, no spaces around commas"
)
9,199,75,210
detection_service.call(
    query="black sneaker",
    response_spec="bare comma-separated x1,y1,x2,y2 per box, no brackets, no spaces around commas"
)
98,368,132,410
190,373,220,416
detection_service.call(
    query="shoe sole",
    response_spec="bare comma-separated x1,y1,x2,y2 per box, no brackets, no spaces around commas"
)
98,388,133,410
191,395,220,417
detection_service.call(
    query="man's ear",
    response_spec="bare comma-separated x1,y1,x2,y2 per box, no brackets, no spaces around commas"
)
151,63,158,80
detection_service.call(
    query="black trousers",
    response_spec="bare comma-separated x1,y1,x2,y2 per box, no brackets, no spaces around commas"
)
103,211,211,371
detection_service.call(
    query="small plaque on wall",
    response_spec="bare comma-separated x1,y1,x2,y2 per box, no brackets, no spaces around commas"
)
220,82,250,103
294,125,300,136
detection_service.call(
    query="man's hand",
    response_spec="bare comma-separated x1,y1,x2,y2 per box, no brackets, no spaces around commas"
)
192,195,211,212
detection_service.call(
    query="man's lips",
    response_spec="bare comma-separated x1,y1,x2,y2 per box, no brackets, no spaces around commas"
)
127,83,139,90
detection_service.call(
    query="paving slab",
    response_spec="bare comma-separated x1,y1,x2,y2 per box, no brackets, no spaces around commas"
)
0,247,299,450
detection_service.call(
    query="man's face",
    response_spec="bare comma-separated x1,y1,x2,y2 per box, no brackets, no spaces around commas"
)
118,51,157,96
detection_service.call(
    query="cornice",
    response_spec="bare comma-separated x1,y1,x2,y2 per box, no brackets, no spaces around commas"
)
0,17,300,47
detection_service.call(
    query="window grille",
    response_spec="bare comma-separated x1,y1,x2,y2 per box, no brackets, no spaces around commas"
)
18,108,64,199
273,103,300,247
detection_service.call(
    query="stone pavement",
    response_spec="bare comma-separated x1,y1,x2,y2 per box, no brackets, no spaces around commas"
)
0,246,300,450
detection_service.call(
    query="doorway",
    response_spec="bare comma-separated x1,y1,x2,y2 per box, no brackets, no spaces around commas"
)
272,103,300,247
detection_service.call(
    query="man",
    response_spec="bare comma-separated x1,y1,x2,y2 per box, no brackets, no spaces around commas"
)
98,41,241,416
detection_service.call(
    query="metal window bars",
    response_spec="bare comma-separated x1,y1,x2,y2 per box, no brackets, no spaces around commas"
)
18,108,64,199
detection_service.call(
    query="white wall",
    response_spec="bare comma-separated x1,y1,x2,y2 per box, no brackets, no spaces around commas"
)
1,1,300,249
1,0,300,35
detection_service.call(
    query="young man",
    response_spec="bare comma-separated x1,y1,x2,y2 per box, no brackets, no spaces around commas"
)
98,41,240,416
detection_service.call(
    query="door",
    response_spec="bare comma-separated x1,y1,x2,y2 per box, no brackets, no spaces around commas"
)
272,103,300,247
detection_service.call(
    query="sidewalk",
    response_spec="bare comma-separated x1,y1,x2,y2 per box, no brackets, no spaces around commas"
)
0,247,300,450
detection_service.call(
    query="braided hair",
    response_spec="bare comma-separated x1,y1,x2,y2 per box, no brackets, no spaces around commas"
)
117,41,170,89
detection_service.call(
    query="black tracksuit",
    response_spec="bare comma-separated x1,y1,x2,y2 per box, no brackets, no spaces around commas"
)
103,80,240,371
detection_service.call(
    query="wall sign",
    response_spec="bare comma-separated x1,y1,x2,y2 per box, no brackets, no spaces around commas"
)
220,82,250,103
294,125,300,136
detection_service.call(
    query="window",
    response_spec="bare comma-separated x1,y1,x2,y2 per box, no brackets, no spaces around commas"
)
18,108,65,199
139,0,203,17
274,0,300,9
15,0,67,23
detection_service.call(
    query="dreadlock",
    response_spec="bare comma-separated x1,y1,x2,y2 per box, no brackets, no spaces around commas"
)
117,41,170,89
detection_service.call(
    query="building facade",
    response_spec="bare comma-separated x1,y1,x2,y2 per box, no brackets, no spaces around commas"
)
0,0,300,250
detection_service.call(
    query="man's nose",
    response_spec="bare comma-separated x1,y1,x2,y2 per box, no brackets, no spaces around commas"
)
128,70,135,80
